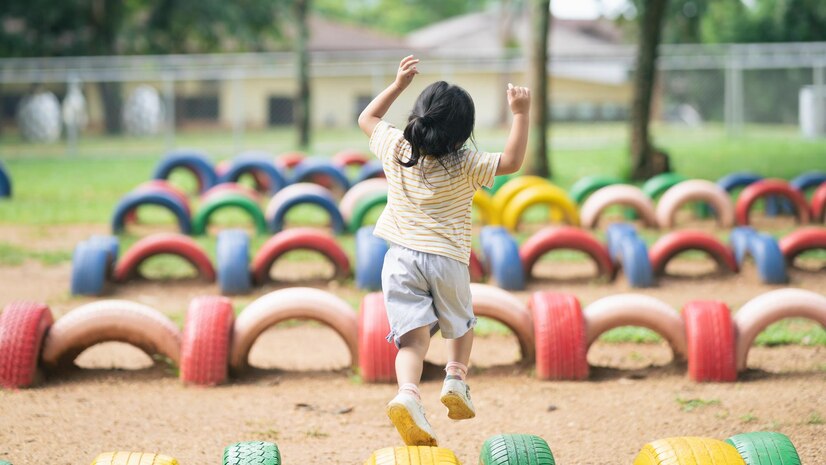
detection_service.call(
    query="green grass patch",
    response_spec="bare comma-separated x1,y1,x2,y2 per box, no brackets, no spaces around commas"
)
676,397,721,412
598,326,663,343
0,242,72,266
753,319,826,346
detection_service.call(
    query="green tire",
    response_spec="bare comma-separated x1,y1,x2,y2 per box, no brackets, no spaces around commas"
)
348,191,387,233
724,432,801,465
192,192,268,236
0,460,13,464
642,172,688,200
223,441,281,465
569,175,624,204
480,434,556,465
487,174,515,194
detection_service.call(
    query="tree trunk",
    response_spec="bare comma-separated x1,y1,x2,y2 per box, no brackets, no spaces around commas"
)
295,0,311,149
98,82,123,134
525,0,551,178
629,0,671,180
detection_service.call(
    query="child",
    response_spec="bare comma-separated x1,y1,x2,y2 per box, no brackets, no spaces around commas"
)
358,55,531,446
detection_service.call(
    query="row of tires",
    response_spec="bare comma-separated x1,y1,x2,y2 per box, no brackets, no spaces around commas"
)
3,285,824,389
0,160,10,198
43,431,800,465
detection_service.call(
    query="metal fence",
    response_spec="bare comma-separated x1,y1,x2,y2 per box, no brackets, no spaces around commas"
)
0,43,824,157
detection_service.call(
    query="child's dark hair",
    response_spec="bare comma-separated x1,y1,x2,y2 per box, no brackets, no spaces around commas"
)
399,81,475,172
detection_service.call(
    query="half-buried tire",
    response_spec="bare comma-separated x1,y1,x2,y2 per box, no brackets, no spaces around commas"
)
634,437,745,464
724,432,801,465
364,446,460,465
180,296,234,386
250,228,351,285
0,302,53,388
358,292,397,383
683,300,736,382
217,229,252,295
223,441,281,465
529,292,587,380
355,226,388,291
91,452,180,465
113,233,216,283
480,434,556,465
71,241,109,296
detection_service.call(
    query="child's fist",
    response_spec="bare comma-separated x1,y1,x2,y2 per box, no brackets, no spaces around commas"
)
507,83,531,115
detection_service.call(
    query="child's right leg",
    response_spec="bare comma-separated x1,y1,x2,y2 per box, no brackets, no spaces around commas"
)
386,325,438,446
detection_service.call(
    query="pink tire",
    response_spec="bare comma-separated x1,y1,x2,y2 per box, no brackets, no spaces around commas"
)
276,151,306,170
339,178,388,224
656,179,735,228
126,180,192,224
649,230,738,276
736,179,810,225
229,287,358,374
811,182,826,222
41,300,181,369
778,227,826,265
733,288,826,371
200,182,261,204
180,296,234,386
683,300,736,382
470,284,534,362
469,249,486,283
519,226,614,280
249,228,351,285
583,293,687,360
529,292,587,380
358,292,398,383
113,233,216,283
0,302,53,388
579,185,657,228
332,150,370,168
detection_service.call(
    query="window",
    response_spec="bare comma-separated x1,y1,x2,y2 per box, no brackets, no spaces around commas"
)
176,95,219,121
269,96,295,126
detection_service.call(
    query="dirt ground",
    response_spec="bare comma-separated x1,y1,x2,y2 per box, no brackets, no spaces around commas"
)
0,223,825,464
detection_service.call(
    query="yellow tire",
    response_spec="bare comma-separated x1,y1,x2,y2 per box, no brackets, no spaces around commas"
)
91,452,180,465
490,176,553,225
473,190,494,224
501,184,579,231
634,437,746,465
364,446,461,465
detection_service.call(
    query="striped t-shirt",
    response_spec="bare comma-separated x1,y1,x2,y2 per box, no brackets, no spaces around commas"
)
368,120,500,265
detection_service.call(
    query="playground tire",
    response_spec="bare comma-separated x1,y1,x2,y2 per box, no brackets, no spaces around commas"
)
0,302,53,388
501,184,579,231
355,226,388,291
91,452,180,465
333,149,370,168
127,180,192,224
748,234,788,284
223,441,281,465
265,183,345,234
0,160,11,197
606,223,638,264
220,156,287,194
618,235,654,288
358,292,397,383
250,228,350,285
778,227,826,264
230,287,358,373
480,227,525,291
349,191,387,233
633,437,745,464
519,226,614,280
354,159,385,184
641,172,688,199
568,174,623,204
41,300,181,369
290,158,351,191
683,300,737,382
529,292,587,380
276,151,306,170
71,241,109,296
152,149,217,193
200,182,260,204
811,182,826,222
192,192,267,236
180,296,234,386
113,233,215,283
580,185,657,228
656,179,735,228
340,178,388,223
479,434,556,465
648,230,738,276
473,190,495,224
724,432,801,465
217,229,252,294
470,284,534,362
111,191,192,234
365,446,460,465
729,227,757,266
735,180,810,225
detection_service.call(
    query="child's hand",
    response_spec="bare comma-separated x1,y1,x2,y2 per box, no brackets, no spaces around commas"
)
394,55,420,91
507,83,531,115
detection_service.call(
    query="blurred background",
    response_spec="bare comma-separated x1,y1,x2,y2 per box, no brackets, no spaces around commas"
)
0,0,824,181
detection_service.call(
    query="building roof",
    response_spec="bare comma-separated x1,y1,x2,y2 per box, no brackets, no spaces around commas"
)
305,15,408,52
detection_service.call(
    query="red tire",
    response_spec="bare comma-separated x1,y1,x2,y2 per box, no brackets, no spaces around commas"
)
649,230,738,276
519,226,614,279
736,179,811,225
113,233,216,283
358,292,398,383
276,151,306,169
811,182,826,222
332,150,370,168
250,228,351,285
529,292,588,380
180,296,234,386
0,302,53,388
779,227,826,264
683,301,737,382
126,180,192,224
469,249,485,282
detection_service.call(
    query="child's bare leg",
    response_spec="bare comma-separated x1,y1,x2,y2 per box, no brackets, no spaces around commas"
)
445,328,473,379
395,325,432,394
388,325,438,446
441,329,475,420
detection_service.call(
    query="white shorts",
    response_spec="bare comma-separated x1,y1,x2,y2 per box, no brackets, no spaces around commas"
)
381,243,476,348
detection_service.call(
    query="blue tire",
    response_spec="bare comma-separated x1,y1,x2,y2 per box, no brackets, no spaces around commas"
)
291,158,352,191
221,157,287,194
618,235,654,288
729,226,757,267
152,150,217,193
480,226,524,290
749,234,788,284
87,235,120,277
480,226,510,266
267,193,346,234
355,226,388,291
705,171,764,217
111,191,192,234
773,170,826,216
0,160,11,198
605,223,638,265
354,160,385,184
71,241,108,296
216,229,252,294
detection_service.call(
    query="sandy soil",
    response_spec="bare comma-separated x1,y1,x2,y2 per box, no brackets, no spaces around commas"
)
0,223,825,464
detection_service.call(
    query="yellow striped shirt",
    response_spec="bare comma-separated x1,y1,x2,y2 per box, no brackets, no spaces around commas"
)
368,120,500,265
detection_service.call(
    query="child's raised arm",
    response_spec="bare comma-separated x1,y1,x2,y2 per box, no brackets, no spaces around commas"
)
496,83,531,175
358,55,420,138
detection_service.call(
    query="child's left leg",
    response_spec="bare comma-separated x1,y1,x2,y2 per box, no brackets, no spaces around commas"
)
440,329,476,420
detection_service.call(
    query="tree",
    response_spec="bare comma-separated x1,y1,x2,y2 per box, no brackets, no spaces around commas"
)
313,0,492,35
524,0,551,178
295,0,311,149
629,0,670,180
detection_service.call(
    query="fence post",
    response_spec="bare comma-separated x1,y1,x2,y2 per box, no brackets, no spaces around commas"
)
724,52,744,137
815,64,825,138
232,72,246,153
163,74,175,151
